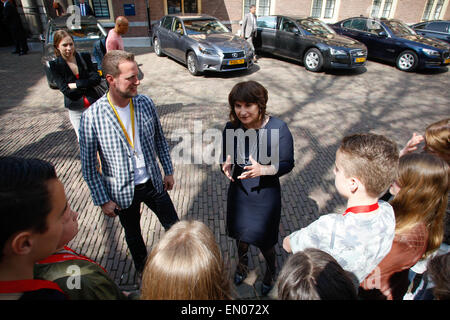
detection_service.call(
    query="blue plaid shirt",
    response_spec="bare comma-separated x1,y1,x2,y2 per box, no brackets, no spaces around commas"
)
79,94,174,209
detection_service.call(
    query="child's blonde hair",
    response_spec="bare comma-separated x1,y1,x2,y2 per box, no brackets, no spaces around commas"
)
391,153,449,257
338,133,399,197
141,220,231,300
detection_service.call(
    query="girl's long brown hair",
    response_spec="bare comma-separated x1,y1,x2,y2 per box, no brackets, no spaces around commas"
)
391,153,449,257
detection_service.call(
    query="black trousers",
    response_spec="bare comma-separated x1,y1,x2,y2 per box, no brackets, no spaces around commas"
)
117,179,179,272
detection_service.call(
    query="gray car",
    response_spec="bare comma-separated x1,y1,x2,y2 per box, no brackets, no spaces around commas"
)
40,15,107,89
152,14,255,75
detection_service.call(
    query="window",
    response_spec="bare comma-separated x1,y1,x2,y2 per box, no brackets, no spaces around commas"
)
243,0,271,17
348,19,369,32
427,21,447,32
72,0,110,19
370,0,396,19
310,0,337,21
422,0,448,21
280,18,299,33
162,16,174,30
257,16,277,29
311,0,322,18
166,0,199,14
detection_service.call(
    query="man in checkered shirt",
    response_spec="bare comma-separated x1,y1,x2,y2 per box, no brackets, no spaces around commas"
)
79,50,179,273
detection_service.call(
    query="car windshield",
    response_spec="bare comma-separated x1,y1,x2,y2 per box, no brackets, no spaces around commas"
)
384,20,417,36
296,18,336,35
183,19,230,35
49,23,105,42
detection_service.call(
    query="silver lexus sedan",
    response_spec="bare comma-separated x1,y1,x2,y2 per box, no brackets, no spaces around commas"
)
152,14,255,75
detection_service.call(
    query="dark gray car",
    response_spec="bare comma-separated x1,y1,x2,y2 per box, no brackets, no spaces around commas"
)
152,14,255,75
40,15,107,88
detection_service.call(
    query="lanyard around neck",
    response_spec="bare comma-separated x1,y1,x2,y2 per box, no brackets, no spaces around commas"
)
107,92,135,149
343,203,379,216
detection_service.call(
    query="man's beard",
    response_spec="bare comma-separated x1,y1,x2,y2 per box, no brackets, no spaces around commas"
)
117,86,138,99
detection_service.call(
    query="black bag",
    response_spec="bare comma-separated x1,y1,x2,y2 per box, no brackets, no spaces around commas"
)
79,53,108,100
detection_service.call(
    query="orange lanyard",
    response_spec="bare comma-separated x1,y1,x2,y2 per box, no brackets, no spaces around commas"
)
107,92,135,149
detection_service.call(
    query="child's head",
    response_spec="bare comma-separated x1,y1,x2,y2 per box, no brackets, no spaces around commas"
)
277,248,357,300
390,153,449,256
141,220,231,300
335,133,399,198
424,118,450,165
427,252,450,300
0,157,70,263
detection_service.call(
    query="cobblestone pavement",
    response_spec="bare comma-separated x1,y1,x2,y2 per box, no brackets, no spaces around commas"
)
0,43,449,299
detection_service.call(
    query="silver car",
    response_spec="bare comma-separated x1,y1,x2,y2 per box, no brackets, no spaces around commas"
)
152,14,255,75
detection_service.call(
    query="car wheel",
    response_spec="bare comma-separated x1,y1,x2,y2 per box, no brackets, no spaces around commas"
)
187,51,201,76
396,50,418,72
303,48,323,72
153,37,164,57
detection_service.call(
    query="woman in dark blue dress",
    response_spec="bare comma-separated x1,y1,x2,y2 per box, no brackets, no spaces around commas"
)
221,81,294,295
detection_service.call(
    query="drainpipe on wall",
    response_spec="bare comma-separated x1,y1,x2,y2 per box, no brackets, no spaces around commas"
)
145,0,152,45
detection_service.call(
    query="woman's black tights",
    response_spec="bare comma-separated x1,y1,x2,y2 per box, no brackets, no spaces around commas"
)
236,240,276,285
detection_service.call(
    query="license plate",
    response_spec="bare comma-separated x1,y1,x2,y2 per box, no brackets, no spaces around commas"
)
445,58,450,64
229,59,244,65
355,57,366,63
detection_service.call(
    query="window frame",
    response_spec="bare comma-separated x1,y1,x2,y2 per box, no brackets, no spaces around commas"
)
309,0,340,23
243,0,273,19
70,0,113,23
422,0,449,21
164,0,202,15
369,0,397,19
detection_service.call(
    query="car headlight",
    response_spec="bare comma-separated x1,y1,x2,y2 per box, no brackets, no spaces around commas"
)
199,45,219,56
422,48,440,56
330,48,347,55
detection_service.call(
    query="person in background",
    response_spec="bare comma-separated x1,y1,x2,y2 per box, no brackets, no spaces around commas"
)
1,0,28,55
241,4,258,63
277,248,357,300
0,157,70,300
77,0,93,16
50,30,101,140
106,16,129,52
141,220,231,300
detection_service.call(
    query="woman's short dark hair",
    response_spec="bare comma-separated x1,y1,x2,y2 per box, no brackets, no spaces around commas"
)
277,248,358,300
0,157,57,262
228,80,268,127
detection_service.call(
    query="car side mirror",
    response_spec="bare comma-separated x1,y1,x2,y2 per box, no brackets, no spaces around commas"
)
378,31,387,37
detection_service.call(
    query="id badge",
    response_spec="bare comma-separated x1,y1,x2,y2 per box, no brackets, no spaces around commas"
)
135,153,146,169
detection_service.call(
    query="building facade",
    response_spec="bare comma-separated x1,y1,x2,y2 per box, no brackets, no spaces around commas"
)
7,0,450,39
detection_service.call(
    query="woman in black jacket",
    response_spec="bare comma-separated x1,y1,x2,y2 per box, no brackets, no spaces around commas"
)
50,30,101,140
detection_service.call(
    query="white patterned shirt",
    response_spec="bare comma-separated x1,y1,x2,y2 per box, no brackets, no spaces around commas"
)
289,200,395,283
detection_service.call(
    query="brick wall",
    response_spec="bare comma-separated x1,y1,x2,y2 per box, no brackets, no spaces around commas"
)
337,0,372,20
275,0,311,16
394,0,426,24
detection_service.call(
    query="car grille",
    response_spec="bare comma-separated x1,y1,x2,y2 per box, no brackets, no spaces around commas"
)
223,51,245,59
221,62,248,70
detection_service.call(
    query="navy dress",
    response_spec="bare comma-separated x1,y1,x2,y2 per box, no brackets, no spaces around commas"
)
222,117,294,249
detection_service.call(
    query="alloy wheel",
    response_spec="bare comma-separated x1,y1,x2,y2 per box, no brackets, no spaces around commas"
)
305,52,319,69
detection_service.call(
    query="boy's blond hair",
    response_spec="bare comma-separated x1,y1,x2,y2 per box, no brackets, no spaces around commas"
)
338,133,399,198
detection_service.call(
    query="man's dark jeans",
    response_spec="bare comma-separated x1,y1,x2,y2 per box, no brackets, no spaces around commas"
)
117,179,179,273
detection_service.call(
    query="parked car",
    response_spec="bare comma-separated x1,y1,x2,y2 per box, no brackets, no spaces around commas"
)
254,16,367,72
151,14,255,76
41,15,107,89
331,17,450,72
411,20,450,44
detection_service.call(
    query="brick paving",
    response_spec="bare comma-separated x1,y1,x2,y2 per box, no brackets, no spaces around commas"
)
0,43,449,299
